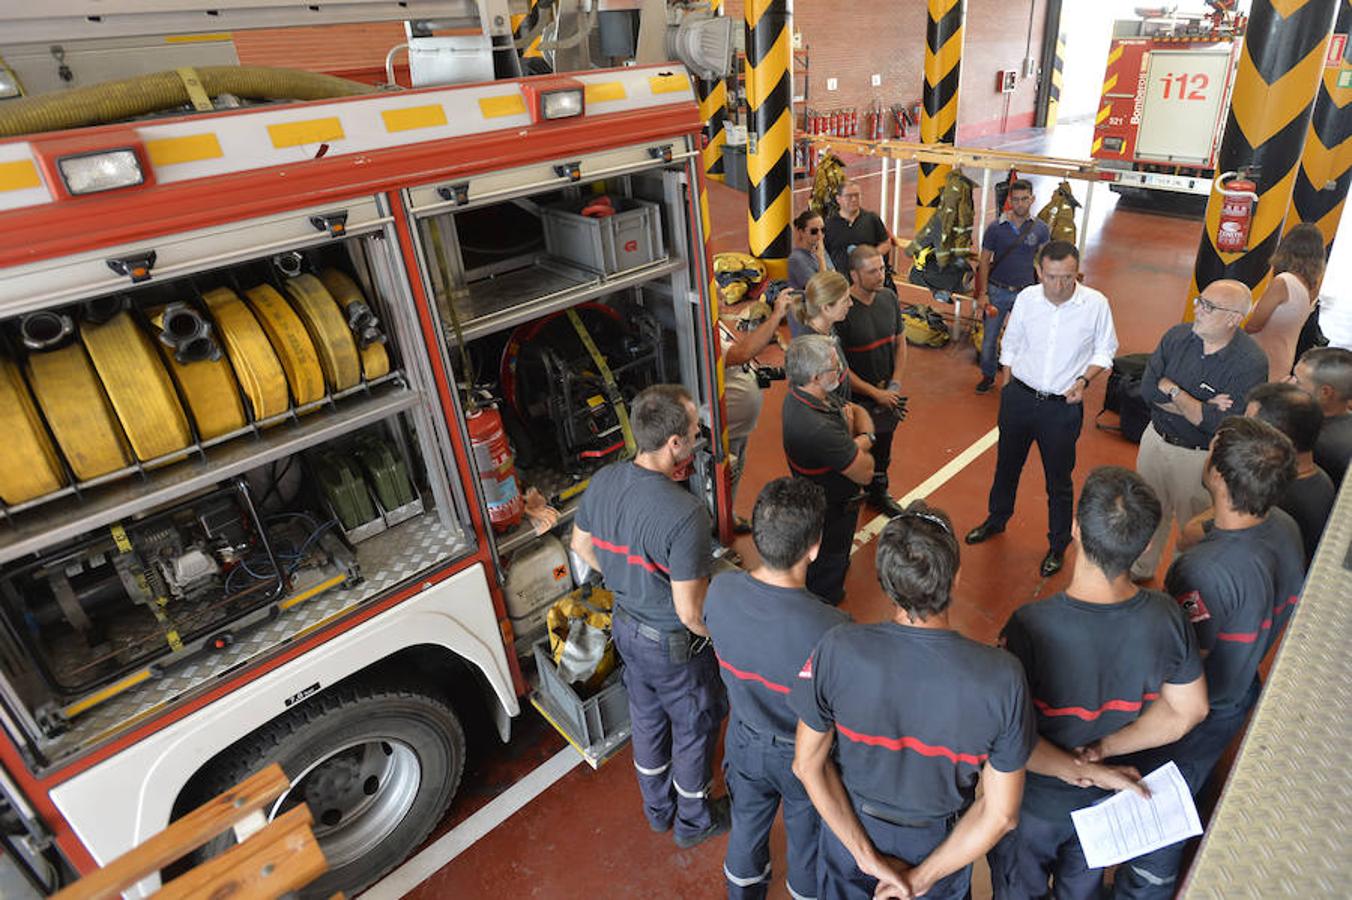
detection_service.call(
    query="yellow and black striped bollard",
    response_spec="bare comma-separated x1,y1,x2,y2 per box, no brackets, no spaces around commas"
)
1286,0,1351,248
697,0,730,182
918,0,965,234
1046,32,1066,129
1188,0,1339,317
745,0,793,280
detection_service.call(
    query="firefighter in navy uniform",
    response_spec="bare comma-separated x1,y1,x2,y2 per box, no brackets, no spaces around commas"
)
1111,417,1304,899
987,467,1209,900
571,384,730,848
781,334,876,605
790,501,1036,900
704,477,850,899
837,245,908,518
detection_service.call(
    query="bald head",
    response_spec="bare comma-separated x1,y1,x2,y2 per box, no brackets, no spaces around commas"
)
1207,279,1253,316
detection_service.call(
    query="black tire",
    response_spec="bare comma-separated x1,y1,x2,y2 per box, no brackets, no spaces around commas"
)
185,681,465,898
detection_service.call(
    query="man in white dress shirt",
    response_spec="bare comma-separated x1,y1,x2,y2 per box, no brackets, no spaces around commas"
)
964,241,1119,577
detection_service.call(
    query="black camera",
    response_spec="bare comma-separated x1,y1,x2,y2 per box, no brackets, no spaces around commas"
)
755,365,786,388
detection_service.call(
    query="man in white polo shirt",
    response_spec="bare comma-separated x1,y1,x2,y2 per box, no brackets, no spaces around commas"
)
964,241,1119,577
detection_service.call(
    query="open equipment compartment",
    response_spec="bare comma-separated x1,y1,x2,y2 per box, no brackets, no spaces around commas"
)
0,198,473,767
406,138,725,656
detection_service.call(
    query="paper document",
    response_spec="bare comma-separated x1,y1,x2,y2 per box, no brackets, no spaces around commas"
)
1070,761,1203,869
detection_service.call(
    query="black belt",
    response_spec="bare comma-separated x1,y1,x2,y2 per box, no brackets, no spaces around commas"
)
613,607,710,657
988,280,1025,293
736,720,795,748
613,607,681,643
1157,428,1208,451
1011,378,1066,403
858,801,957,830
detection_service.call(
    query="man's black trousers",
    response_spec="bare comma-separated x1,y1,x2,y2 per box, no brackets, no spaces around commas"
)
986,381,1084,553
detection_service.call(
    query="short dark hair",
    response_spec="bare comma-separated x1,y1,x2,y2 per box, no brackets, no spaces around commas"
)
1246,382,1324,453
752,478,826,570
875,500,959,621
794,208,822,230
630,384,692,453
849,243,882,272
1037,240,1079,266
1301,346,1352,401
1209,416,1297,516
1009,178,1033,195
1076,467,1162,579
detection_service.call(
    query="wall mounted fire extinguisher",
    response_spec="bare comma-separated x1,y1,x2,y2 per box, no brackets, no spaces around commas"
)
1214,170,1258,253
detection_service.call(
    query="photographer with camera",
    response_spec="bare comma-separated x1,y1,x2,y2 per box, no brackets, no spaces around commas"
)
721,287,794,532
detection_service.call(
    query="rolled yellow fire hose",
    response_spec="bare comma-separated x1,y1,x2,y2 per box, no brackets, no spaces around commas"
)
148,306,248,441
26,342,132,480
203,286,290,421
318,268,390,379
0,356,66,504
244,284,325,407
284,274,361,391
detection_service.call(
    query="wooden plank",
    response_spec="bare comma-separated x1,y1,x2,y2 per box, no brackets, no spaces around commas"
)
157,805,327,900
53,764,290,900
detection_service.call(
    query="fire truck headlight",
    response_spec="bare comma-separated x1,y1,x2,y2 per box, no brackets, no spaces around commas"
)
0,69,20,99
541,89,584,120
57,149,144,195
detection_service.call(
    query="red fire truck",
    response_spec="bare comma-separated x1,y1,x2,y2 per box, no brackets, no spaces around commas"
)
1091,11,1246,197
0,58,726,896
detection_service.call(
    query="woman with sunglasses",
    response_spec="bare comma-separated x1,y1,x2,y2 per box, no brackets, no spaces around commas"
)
1244,223,1327,382
788,209,834,290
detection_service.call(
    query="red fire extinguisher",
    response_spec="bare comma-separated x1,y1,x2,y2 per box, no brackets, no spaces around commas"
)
467,405,524,532
1214,171,1258,253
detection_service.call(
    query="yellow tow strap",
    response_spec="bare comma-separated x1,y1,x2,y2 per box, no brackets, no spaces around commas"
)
0,356,66,503
82,311,192,463
175,67,214,112
26,342,132,480
565,308,635,457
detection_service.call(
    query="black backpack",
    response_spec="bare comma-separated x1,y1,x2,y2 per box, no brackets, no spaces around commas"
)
1098,353,1151,443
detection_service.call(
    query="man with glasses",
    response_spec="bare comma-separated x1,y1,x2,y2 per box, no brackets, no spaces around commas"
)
976,179,1050,394
824,178,896,278
838,245,909,518
965,241,1118,578
1130,280,1268,582
782,334,876,604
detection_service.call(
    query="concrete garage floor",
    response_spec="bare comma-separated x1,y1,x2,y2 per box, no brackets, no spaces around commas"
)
357,122,1233,899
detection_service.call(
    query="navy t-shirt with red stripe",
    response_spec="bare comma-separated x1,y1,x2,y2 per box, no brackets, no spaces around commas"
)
836,287,903,390
1165,509,1305,713
782,386,861,504
704,571,849,739
575,461,712,633
1000,590,1203,821
789,622,1036,822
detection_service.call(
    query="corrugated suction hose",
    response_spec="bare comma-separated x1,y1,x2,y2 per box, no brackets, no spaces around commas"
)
0,67,376,138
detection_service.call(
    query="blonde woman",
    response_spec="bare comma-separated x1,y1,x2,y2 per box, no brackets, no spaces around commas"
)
1246,224,1327,382
790,270,855,406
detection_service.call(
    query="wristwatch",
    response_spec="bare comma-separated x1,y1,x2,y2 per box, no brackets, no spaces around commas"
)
1167,384,1181,401
864,432,876,446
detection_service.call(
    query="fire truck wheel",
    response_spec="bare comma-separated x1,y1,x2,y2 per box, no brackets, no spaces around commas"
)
187,680,465,897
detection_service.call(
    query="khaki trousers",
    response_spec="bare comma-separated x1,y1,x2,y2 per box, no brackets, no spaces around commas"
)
1132,423,1211,580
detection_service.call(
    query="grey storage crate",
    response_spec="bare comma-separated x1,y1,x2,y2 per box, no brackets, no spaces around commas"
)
531,638,631,767
541,196,664,275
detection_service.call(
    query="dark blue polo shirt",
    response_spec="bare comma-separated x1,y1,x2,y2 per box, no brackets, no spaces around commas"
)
704,571,849,739
837,287,904,389
789,622,1035,822
782,385,861,505
575,461,712,632
1001,590,1202,820
982,217,1050,289
1165,509,1305,712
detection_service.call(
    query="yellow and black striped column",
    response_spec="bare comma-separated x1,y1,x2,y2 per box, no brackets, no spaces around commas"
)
1046,32,1067,129
1189,0,1338,315
918,0,965,235
697,0,730,182
745,0,793,280
512,0,544,61
1287,0,1351,249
